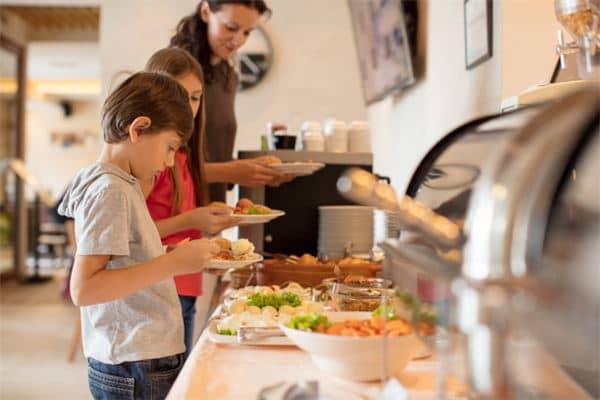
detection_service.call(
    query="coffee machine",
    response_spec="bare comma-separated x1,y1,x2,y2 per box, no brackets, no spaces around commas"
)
340,87,599,398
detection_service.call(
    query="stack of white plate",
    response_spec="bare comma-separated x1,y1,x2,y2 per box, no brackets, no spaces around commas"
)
384,210,402,239
318,206,374,259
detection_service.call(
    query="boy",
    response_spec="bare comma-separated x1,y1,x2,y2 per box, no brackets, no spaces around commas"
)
59,72,218,399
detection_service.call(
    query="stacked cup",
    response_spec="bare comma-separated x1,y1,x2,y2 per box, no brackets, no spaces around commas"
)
348,120,371,152
323,119,348,153
318,206,374,259
301,121,325,151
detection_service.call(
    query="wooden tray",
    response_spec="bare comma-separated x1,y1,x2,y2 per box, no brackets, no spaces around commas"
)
256,259,381,287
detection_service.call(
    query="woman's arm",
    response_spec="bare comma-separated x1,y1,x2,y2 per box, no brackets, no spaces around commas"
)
205,159,283,187
70,239,219,306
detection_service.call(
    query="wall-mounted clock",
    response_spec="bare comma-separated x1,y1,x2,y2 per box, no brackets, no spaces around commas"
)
236,26,273,91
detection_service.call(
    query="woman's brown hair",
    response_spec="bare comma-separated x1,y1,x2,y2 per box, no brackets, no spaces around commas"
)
145,47,209,213
170,0,271,91
102,72,193,145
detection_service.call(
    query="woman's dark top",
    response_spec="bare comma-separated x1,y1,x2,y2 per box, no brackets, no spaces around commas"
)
203,61,238,202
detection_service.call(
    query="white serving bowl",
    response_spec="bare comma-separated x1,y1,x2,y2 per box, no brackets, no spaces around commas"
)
280,312,424,381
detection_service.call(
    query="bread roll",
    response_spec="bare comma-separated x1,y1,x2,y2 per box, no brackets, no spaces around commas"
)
298,253,319,265
236,198,254,209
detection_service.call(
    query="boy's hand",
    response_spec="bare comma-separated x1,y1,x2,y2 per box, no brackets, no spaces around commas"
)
186,206,240,235
170,238,219,274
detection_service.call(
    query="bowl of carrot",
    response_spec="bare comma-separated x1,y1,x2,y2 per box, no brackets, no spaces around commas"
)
280,311,426,381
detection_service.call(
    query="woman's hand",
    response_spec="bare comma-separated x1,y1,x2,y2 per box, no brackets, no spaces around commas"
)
230,159,285,187
170,238,220,275
185,206,240,235
266,172,296,187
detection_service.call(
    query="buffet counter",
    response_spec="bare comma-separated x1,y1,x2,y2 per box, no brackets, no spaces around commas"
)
167,328,589,400
167,328,453,400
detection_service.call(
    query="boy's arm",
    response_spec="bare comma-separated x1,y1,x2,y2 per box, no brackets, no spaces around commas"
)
71,253,176,306
71,239,218,306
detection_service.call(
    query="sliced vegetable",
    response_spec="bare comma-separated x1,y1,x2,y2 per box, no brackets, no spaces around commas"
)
372,305,399,320
246,292,301,310
286,312,331,332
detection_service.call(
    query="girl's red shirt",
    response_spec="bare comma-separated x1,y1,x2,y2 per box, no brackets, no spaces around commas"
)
146,151,202,296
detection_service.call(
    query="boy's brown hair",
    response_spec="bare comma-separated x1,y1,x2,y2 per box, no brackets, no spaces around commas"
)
145,47,209,211
102,71,193,145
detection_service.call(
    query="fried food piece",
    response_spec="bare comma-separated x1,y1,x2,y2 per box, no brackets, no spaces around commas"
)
209,201,232,210
255,155,282,165
212,237,231,251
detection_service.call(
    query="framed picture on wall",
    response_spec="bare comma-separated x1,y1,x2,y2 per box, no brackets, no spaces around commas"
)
464,0,493,70
348,0,416,105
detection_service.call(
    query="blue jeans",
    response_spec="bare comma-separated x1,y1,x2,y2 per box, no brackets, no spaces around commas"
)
88,354,184,400
178,295,196,360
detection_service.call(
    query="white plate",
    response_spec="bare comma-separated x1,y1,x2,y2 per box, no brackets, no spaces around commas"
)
269,162,325,176
206,320,293,346
232,210,285,225
206,254,263,270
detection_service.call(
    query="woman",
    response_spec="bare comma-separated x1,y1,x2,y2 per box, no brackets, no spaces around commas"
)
171,0,292,203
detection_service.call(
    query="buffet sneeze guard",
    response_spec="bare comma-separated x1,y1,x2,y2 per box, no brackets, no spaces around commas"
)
338,87,599,398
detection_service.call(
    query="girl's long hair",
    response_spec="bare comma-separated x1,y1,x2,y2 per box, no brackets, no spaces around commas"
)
170,0,271,91
145,47,209,212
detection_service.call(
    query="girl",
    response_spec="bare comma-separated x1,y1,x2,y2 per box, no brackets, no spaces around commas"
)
143,47,239,359
171,0,293,203
58,72,219,399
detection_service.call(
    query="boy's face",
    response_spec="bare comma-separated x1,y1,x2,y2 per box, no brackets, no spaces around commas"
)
130,129,182,181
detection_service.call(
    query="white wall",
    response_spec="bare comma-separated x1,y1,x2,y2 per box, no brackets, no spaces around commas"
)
25,100,100,199
99,0,366,153
368,0,503,193
501,0,559,99
98,0,563,194
234,0,366,151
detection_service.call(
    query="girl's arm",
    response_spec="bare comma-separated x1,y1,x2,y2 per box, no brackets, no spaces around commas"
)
154,206,239,237
70,239,219,306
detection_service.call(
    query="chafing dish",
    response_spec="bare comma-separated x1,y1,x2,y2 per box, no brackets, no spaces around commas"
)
339,86,599,398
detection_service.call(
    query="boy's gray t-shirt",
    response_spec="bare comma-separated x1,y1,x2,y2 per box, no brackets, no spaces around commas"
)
59,162,184,364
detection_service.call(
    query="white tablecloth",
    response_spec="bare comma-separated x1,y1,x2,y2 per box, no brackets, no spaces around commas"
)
168,329,590,400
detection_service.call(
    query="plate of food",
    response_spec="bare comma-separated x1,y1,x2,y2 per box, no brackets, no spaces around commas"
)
268,162,325,176
207,287,326,346
210,198,285,225
207,238,263,270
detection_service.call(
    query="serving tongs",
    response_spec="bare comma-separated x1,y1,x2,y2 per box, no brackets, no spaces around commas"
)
337,168,464,251
237,326,285,344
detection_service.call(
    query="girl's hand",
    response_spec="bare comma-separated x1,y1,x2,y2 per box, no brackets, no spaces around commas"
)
169,238,219,274
229,159,284,187
186,206,240,235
